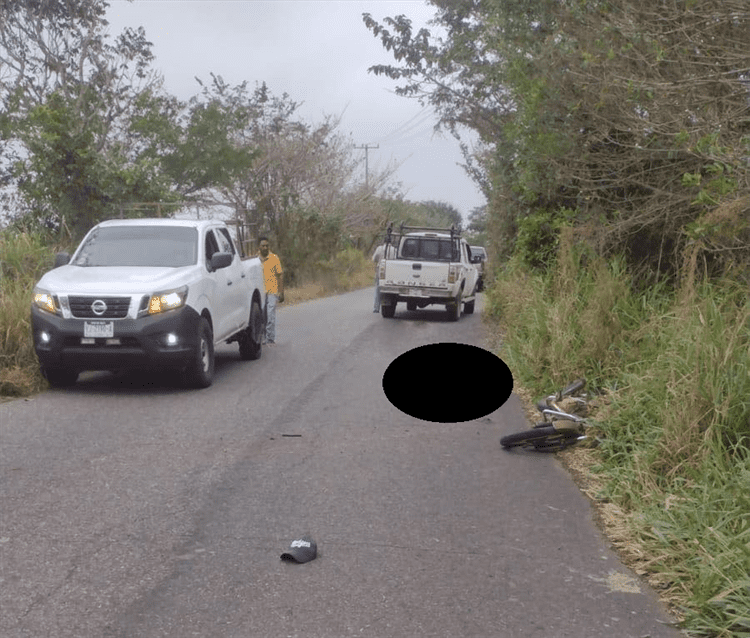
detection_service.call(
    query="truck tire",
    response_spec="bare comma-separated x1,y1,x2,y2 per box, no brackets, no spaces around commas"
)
42,366,78,387
184,317,214,388
447,291,461,322
464,299,475,314
239,297,263,360
381,303,396,319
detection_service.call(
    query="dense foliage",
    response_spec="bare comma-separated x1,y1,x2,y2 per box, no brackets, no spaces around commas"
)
364,0,750,280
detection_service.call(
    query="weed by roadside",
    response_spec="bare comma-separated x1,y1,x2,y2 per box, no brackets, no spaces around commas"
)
1,230,67,397
286,247,373,305
486,254,750,637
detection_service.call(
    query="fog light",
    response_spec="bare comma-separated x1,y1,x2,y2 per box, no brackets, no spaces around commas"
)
40,331,51,344
165,333,179,346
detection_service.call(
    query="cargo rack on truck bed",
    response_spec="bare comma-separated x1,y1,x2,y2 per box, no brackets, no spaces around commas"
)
384,222,460,250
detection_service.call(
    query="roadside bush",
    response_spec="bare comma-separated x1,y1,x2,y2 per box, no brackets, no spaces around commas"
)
308,246,372,293
487,250,750,636
0,229,64,396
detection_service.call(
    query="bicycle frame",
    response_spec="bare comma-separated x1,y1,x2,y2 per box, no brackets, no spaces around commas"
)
500,379,591,452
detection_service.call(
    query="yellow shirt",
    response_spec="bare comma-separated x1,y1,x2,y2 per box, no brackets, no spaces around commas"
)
260,252,283,295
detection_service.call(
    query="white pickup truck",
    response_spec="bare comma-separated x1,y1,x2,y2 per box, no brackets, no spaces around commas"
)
31,218,266,388
377,224,481,321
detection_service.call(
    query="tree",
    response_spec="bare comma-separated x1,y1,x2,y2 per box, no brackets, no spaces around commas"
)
364,1,750,277
0,0,169,233
417,200,462,229
177,75,398,264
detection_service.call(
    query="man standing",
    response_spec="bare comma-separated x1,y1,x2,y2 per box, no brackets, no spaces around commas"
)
371,241,395,312
258,236,284,345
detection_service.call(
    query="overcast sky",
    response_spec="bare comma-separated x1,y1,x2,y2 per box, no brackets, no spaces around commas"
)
105,0,486,221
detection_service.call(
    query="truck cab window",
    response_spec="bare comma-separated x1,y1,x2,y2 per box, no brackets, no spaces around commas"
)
217,228,235,255
205,231,220,270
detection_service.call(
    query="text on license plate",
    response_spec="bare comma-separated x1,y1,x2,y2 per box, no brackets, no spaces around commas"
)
84,321,114,338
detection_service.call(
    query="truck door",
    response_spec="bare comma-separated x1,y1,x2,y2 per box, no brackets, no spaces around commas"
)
216,227,246,332
204,229,236,340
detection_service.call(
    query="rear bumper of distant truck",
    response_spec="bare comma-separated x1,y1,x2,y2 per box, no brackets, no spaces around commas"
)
378,284,456,305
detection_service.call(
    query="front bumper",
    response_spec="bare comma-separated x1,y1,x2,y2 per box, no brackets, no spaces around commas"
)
31,305,202,372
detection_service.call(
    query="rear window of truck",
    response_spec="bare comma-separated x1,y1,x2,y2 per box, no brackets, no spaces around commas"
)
399,237,459,262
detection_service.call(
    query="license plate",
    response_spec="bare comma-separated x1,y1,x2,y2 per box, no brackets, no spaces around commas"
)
410,289,427,297
84,321,114,338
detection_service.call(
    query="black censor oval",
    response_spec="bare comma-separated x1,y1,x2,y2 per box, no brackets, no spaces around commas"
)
382,343,513,423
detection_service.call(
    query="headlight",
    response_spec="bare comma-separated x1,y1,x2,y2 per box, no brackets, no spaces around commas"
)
148,286,188,315
33,288,59,315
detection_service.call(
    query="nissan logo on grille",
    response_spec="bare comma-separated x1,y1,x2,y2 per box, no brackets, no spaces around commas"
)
91,299,107,316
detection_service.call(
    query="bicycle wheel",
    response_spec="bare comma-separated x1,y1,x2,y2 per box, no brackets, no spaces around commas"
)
500,426,580,452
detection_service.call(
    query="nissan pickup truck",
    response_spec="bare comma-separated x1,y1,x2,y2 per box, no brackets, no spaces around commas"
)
31,217,266,388
377,224,480,321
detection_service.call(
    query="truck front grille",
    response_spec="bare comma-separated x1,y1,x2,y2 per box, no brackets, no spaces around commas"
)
69,296,131,319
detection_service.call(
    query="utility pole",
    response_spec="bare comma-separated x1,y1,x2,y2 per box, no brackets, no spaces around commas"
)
354,143,379,190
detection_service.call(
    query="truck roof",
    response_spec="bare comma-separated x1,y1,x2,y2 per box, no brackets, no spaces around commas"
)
95,218,221,230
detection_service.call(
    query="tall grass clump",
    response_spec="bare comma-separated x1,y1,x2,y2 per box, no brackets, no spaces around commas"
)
486,240,668,393
300,246,373,294
594,280,750,637
0,228,64,396
487,246,750,636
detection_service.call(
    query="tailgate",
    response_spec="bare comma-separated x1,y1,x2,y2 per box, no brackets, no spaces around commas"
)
383,260,449,289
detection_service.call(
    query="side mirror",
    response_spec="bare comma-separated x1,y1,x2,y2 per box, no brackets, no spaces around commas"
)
54,252,70,268
470,255,482,264
211,252,233,270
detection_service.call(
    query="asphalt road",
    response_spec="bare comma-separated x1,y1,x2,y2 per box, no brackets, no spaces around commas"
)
1,288,686,638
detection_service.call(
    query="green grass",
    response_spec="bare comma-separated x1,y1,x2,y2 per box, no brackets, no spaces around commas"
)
0,229,68,396
487,255,750,637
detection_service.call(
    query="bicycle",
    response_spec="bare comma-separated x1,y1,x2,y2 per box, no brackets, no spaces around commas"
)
501,379,590,452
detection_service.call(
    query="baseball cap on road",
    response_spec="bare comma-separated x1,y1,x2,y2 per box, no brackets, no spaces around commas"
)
280,535,317,563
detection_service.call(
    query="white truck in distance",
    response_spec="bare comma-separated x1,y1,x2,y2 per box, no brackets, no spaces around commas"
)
31,218,266,388
377,223,481,321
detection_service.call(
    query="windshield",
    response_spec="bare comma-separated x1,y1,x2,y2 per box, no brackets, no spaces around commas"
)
72,226,198,267
399,237,458,262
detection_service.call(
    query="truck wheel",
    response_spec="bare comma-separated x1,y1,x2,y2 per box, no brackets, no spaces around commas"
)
447,292,461,322
381,303,396,319
239,298,263,360
42,367,78,387
185,317,214,388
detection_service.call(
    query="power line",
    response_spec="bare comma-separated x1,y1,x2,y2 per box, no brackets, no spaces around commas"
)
374,105,436,146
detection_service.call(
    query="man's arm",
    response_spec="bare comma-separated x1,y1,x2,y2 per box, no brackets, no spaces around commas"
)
276,270,284,303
